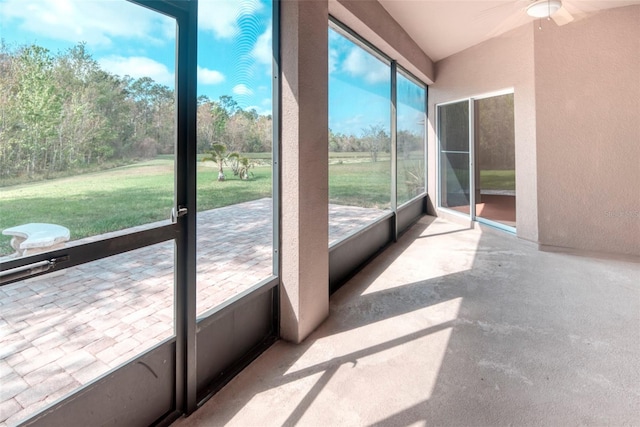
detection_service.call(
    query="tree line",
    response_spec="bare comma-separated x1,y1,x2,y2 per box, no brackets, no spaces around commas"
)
0,41,427,184
330,124,424,162
1,43,166,180
0,42,273,182
196,94,271,155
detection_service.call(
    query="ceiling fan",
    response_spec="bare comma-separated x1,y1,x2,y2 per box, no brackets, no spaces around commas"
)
525,0,574,25
483,0,640,36
474,0,640,47
480,0,582,38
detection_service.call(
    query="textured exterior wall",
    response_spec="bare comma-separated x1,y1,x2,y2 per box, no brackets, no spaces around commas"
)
427,25,539,243
535,6,640,256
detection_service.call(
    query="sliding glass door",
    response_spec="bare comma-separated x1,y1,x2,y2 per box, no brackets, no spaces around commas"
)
437,94,516,231
474,94,516,228
438,100,472,216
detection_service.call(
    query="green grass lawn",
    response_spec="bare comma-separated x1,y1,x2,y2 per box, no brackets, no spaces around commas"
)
480,170,515,190
0,156,403,256
329,151,391,164
0,154,513,256
329,160,391,209
444,169,515,191
0,158,271,256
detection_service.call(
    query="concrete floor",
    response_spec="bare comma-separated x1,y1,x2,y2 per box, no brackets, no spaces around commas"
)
173,215,640,427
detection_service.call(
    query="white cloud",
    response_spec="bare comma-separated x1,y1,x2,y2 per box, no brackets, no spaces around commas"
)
344,114,365,126
329,27,342,43
246,98,273,115
331,114,368,136
251,21,272,65
1,0,173,47
329,48,339,74
233,84,254,96
197,66,225,85
244,104,271,116
343,48,389,84
198,0,263,39
398,111,425,130
98,56,174,86
161,17,177,40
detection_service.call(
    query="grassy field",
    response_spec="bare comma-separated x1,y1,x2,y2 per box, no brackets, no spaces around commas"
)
0,158,272,255
329,151,391,164
1,156,514,255
445,169,515,191
0,156,398,255
329,161,391,208
480,170,515,190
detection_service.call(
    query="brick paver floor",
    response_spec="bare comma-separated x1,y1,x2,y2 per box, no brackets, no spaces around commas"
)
0,199,386,426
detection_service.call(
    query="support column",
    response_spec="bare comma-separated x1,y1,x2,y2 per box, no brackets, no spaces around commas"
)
280,0,329,343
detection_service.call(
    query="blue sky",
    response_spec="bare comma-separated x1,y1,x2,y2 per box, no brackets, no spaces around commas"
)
0,0,424,136
329,27,426,137
329,27,390,136
0,0,273,114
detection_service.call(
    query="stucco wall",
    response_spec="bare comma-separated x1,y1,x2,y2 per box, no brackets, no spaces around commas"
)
534,5,640,256
280,0,330,342
428,25,539,243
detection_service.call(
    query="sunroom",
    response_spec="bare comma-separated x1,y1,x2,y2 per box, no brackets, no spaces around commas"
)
0,0,638,425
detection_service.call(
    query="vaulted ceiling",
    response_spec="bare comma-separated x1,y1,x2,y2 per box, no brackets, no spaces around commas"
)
378,0,640,61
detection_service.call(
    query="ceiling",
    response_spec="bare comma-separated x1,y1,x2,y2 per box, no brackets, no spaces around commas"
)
378,0,640,62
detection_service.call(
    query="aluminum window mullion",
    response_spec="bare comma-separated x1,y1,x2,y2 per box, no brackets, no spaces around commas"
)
272,0,281,280
390,61,398,241
173,0,198,416
436,105,442,208
424,85,429,200
272,0,281,337
469,99,476,220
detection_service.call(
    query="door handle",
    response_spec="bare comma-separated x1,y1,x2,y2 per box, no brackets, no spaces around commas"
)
171,206,188,223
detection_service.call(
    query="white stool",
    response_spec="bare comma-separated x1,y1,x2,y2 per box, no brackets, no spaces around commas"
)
3,223,70,257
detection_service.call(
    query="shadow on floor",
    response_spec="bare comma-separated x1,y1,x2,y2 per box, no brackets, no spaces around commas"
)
173,215,640,426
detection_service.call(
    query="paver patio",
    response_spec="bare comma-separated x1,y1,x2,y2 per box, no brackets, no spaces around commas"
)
0,199,387,426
